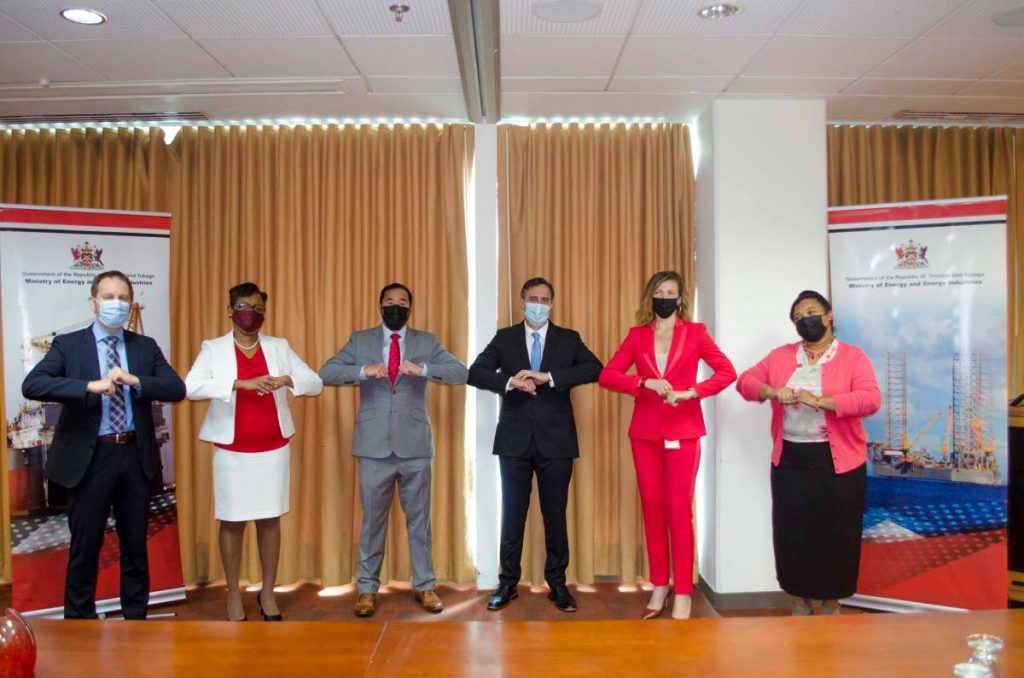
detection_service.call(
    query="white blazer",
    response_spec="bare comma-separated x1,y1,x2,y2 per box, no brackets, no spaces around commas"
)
184,332,323,445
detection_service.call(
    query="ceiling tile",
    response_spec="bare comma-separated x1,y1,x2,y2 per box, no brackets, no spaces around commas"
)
743,36,908,77
501,91,713,120
0,13,41,41
197,37,358,77
154,0,332,38
617,35,770,77
319,0,451,35
632,0,802,36
869,38,1024,79
781,0,967,38
54,38,230,80
990,56,1024,80
843,78,977,95
0,42,105,84
342,36,459,77
0,0,183,40
502,36,624,77
928,0,1024,39
957,80,1024,97
728,77,855,94
608,76,731,93
367,76,462,93
502,77,608,92
500,0,641,36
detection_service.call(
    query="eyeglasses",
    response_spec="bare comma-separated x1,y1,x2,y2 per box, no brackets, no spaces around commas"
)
233,303,266,314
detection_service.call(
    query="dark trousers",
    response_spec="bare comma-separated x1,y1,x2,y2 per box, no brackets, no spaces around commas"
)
65,441,151,619
498,439,573,588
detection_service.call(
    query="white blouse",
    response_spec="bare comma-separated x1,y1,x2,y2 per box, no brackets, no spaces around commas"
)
781,339,839,443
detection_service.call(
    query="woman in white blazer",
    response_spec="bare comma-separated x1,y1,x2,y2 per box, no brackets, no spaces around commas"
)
184,282,322,622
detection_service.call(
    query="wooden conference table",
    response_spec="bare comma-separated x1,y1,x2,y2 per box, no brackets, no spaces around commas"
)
29,609,1022,676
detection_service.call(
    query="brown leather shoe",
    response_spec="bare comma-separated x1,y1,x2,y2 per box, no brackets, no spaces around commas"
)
354,592,377,617
414,589,443,613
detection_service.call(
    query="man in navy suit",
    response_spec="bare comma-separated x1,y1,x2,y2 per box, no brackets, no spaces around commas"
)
22,270,185,619
468,277,602,613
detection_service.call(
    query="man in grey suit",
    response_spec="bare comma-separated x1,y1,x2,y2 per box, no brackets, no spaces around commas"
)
319,282,468,617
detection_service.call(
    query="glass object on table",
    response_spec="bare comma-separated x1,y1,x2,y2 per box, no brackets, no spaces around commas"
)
965,633,1004,677
953,663,992,677
0,607,37,677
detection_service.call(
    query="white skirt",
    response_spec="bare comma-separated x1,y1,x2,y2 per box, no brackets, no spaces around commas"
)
213,443,290,522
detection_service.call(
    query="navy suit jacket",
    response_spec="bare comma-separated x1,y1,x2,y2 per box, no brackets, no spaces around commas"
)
21,326,186,488
468,322,602,459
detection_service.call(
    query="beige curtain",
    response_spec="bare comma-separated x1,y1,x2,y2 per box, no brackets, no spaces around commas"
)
497,122,695,585
0,123,475,588
171,123,474,587
827,124,1022,396
0,127,174,583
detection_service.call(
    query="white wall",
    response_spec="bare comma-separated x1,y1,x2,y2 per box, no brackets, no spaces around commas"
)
695,99,829,594
470,123,501,589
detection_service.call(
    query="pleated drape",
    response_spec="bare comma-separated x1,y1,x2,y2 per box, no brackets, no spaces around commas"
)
496,122,695,586
0,123,474,587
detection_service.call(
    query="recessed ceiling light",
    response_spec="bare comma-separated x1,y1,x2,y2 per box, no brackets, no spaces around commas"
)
60,8,107,25
533,0,603,24
992,7,1024,27
698,4,740,20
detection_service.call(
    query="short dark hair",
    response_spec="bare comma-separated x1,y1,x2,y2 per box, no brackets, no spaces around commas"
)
91,270,134,301
379,282,413,305
229,282,268,308
520,277,554,300
789,290,832,321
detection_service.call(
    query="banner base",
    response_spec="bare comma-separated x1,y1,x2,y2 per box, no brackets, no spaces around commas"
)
22,587,187,620
845,593,966,614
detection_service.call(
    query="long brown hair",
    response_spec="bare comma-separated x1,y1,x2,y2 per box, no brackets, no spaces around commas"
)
635,270,687,326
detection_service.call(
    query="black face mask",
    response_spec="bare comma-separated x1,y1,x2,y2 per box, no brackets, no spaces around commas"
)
652,298,678,319
381,305,410,331
795,315,828,342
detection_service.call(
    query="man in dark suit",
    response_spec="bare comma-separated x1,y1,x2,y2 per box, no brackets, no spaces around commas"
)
22,270,185,619
468,277,602,612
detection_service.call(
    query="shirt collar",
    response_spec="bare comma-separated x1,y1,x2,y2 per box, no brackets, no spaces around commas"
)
92,320,126,343
381,323,408,340
525,321,549,340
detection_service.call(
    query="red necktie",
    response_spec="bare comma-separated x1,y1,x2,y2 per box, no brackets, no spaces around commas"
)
388,332,401,384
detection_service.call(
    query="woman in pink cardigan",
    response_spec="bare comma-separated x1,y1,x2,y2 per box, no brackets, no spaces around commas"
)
737,290,880,616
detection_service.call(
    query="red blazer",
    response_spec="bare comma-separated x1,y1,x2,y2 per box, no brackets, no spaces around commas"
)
599,319,736,442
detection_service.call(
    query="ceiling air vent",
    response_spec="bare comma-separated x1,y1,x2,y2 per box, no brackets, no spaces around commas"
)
0,111,207,125
889,110,1024,125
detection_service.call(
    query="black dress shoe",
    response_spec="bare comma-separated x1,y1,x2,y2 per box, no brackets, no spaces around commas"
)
547,584,577,613
487,584,519,611
257,591,283,622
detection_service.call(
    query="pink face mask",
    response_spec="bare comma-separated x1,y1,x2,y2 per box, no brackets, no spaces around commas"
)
232,309,264,333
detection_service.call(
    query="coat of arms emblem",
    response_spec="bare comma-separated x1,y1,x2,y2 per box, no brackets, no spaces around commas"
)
71,242,104,270
895,239,928,269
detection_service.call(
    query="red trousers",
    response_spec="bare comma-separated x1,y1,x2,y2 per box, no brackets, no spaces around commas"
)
631,437,700,594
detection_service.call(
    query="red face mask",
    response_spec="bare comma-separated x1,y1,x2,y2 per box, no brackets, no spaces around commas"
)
232,309,264,333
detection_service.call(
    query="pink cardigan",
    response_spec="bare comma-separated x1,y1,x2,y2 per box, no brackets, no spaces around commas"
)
736,341,881,473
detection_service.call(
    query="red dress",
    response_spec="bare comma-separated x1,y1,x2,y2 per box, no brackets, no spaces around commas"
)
219,346,288,453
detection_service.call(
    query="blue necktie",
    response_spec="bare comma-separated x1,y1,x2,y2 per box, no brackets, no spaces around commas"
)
103,335,128,433
530,331,542,372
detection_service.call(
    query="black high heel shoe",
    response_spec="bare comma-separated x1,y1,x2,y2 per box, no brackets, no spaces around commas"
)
257,590,283,622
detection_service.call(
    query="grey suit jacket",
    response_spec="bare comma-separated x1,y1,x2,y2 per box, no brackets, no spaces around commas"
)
319,325,468,459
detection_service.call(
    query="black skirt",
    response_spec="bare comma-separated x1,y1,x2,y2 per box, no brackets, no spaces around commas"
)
770,440,866,600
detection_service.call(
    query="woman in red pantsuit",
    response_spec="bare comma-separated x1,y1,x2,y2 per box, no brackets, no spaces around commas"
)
599,271,736,619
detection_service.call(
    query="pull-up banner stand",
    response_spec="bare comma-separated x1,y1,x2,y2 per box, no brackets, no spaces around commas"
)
828,196,1009,612
0,204,184,618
